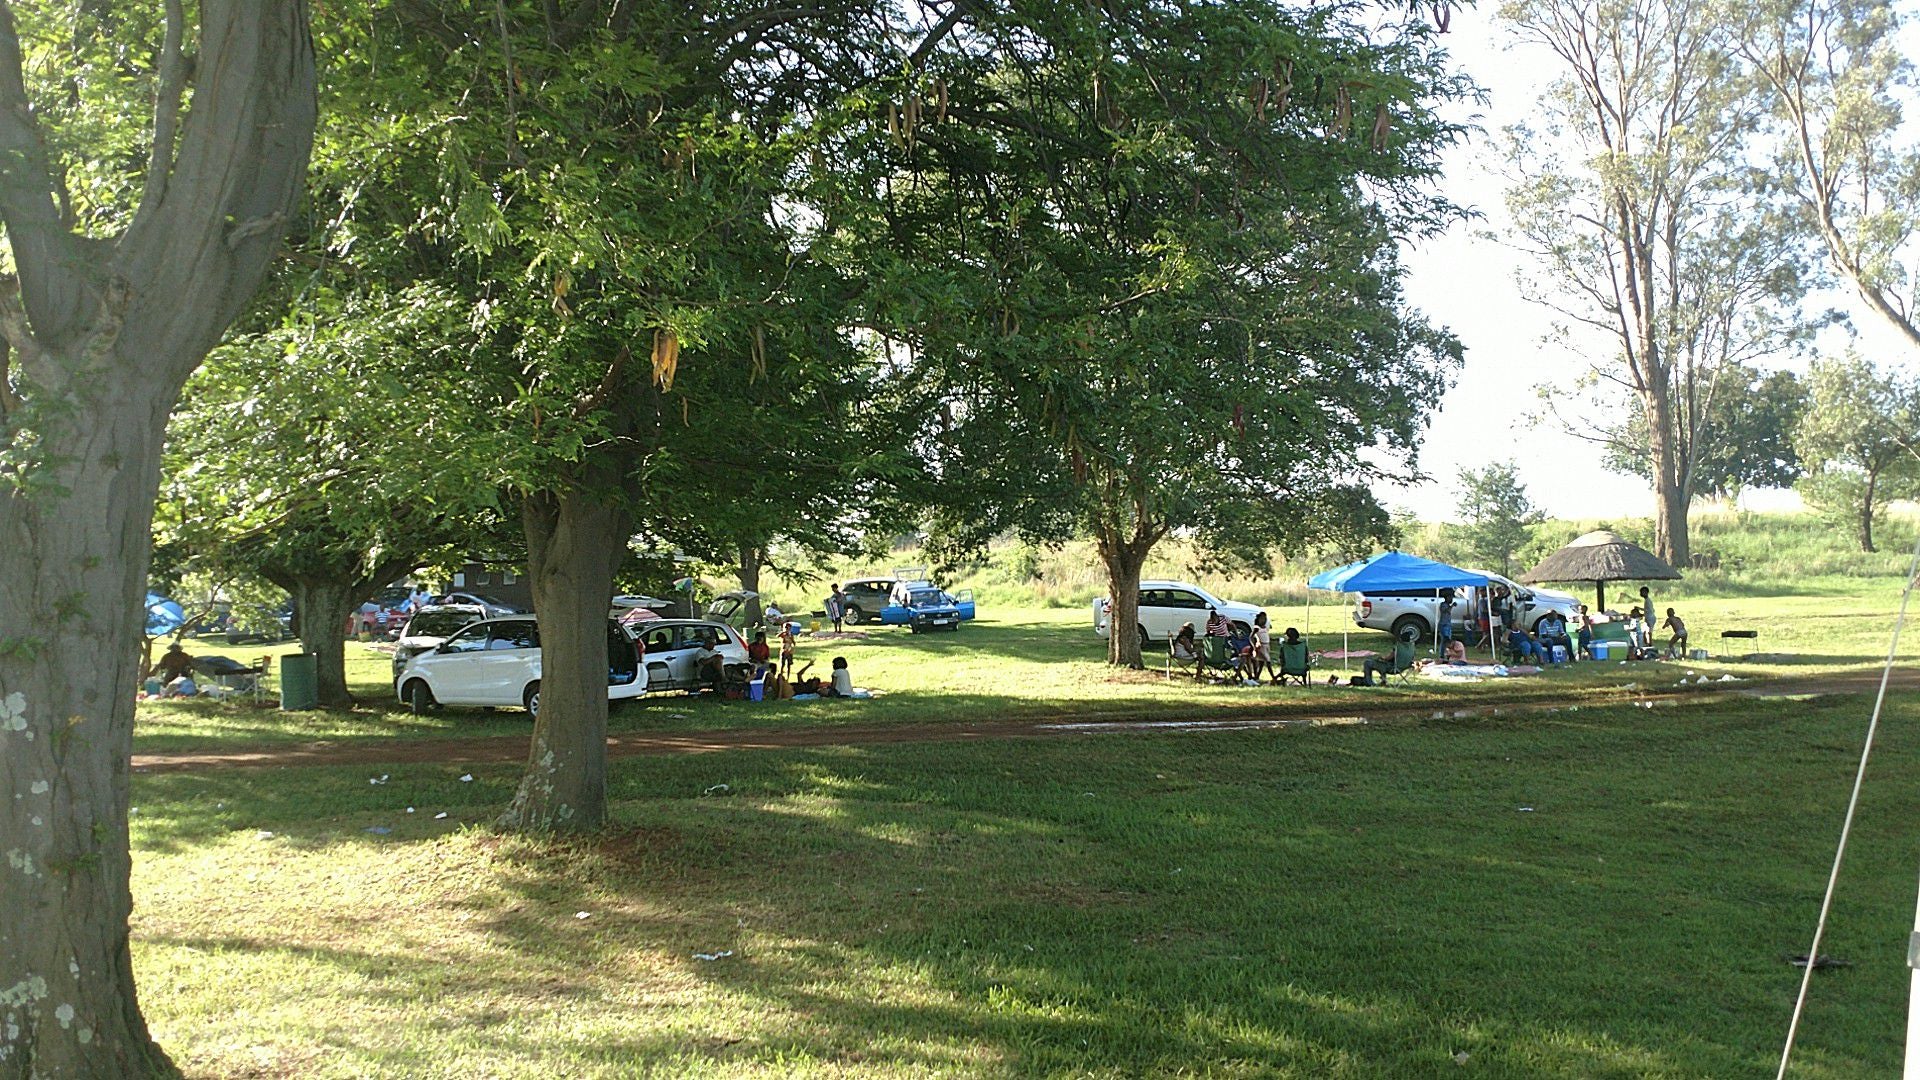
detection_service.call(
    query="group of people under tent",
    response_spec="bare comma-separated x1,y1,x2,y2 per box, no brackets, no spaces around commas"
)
1166,590,1693,688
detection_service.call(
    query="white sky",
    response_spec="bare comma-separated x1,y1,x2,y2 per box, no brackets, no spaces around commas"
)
1383,3,1919,524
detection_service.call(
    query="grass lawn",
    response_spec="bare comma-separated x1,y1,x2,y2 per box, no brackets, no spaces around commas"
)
131,584,1911,753
132,691,1920,1077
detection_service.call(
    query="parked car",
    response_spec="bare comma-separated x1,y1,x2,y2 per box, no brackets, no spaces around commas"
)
1092,581,1266,646
627,619,752,693
610,595,671,627
436,592,527,619
882,586,975,632
1350,571,1581,641
389,604,488,678
392,615,643,717
836,577,899,626
359,586,415,637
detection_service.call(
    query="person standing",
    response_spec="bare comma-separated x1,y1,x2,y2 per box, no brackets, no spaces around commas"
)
1575,604,1595,659
1661,607,1689,658
826,585,845,633
1249,612,1274,682
778,623,797,677
1436,589,1456,653
1204,607,1231,639
409,584,432,613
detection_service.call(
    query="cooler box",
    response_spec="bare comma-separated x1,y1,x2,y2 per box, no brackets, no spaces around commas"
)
1550,645,1568,664
748,678,765,702
1590,641,1612,660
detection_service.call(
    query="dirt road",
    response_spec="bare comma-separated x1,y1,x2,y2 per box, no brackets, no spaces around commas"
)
130,666,1916,774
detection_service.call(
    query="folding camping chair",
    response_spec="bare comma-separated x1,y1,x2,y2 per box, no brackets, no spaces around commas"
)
1276,641,1314,686
1198,636,1241,683
1167,638,1202,681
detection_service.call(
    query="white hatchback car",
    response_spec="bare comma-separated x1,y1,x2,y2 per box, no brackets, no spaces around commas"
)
394,615,644,717
1093,580,1267,645
629,619,752,693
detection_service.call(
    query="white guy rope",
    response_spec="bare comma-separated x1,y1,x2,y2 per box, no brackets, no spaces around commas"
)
1777,529,1920,1079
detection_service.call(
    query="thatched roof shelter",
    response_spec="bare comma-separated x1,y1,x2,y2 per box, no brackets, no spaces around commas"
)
1521,530,1682,610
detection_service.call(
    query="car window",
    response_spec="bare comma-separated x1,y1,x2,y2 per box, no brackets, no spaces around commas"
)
489,621,539,650
441,625,490,653
407,612,474,638
1165,590,1206,609
639,626,678,652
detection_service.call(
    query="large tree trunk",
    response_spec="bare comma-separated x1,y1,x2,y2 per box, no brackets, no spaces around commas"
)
1096,527,1158,670
736,540,765,625
0,4,315,1073
283,581,359,708
1859,466,1879,553
500,486,631,832
269,556,416,709
0,387,177,1077
1642,368,1691,567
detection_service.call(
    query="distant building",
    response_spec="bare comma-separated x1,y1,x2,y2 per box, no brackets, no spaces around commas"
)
442,560,534,610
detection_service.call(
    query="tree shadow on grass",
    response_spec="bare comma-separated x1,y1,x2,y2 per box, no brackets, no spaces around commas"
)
135,699,1920,1075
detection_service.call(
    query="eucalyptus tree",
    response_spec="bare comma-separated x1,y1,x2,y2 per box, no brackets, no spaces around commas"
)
862,0,1470,667
0,2,315,1073
1740,0,1920,352
1501,0,1815,564
157,285,504,707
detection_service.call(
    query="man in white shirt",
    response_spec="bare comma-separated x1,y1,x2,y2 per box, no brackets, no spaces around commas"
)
409,585,432,612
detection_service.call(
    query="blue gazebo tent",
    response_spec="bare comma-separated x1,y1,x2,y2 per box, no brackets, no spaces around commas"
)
1304,552,1491,666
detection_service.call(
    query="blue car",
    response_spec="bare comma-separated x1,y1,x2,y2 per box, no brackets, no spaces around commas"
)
880,586,976,633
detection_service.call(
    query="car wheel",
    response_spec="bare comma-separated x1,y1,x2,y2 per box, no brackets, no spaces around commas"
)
843,604,864,626
1231,621,1251,638
405,679,435,716
1391,614,1431,643
1137,624,1150,650
523,681,541,719
909,623,921,634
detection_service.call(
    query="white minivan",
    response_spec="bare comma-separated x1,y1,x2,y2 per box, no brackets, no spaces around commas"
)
394,616,644,717
1093,580,1267,646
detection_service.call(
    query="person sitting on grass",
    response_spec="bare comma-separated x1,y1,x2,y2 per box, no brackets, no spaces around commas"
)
1661,607,1689,658
825,656,855,698
1443,638,1467,663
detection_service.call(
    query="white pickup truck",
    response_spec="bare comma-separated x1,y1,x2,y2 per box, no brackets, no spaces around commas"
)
1351,571,1580,641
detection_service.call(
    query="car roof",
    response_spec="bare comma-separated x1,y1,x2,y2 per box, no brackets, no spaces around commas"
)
1140,580,1212,591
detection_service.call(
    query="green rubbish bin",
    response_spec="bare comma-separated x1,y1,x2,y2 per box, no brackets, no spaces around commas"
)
279,652,319,710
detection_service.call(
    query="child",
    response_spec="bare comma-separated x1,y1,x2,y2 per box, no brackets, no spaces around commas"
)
1661,607,1689,658
826,656,854,698
1437,589,1456,652
1249,613,1273,682
778,624,797,677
